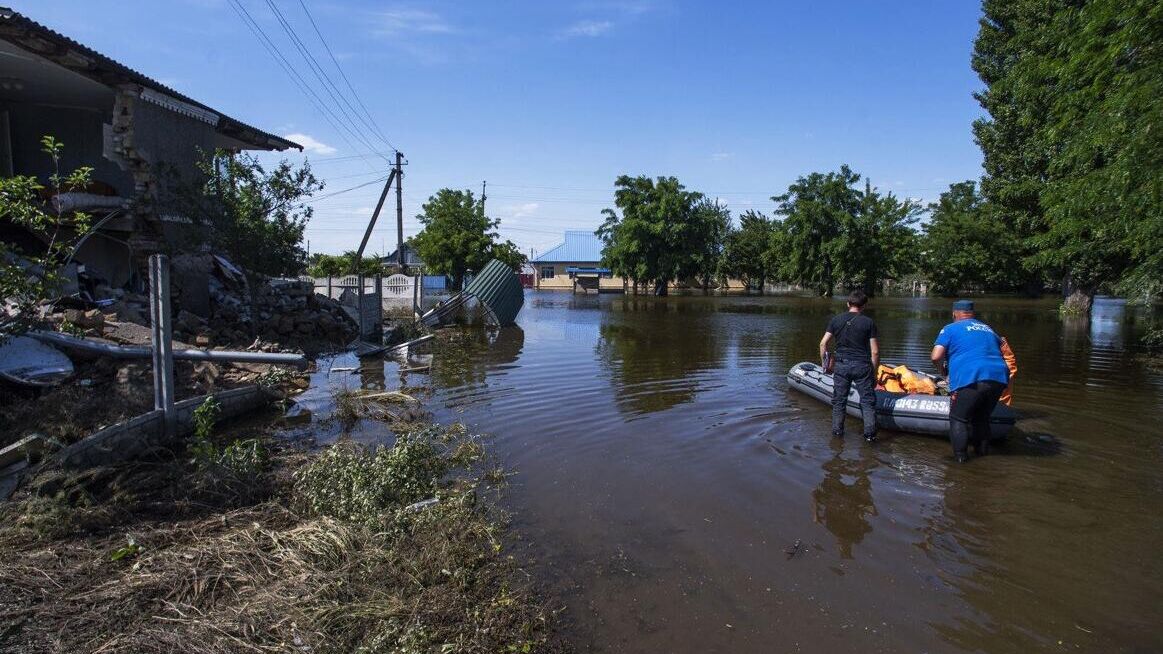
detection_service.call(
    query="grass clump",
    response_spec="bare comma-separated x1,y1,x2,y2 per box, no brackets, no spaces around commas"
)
294,428,447,528
188,396,270,504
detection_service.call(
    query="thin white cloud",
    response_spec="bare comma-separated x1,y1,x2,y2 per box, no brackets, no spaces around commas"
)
501,202,540,219
560,19,613,38
285,133,337,155
711,152,733,162
577,1,657,16
374,8,455,36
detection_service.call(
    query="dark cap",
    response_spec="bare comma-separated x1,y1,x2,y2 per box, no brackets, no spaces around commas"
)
952,299,975,311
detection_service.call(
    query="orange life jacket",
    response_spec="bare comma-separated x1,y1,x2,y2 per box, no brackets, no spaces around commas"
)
877,364,938,395
999,337,1018,406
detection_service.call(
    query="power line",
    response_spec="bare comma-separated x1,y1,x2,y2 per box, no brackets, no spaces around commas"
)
261,0,393,164
226,0,380,170
304,176,389,203
296,0,398,153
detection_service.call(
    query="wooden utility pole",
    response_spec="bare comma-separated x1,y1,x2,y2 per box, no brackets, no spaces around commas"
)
352,169,395,273
481,180,487,215
395,151,405,270
353,152,405,275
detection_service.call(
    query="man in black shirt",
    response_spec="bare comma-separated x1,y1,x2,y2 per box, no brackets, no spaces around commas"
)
818,290,880,442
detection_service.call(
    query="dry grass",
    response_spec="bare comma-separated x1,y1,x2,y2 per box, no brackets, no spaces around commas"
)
0,425,565,654
332,388,420,431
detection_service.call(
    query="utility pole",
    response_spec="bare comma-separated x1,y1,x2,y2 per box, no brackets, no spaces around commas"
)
481,180,487,215
395,151,405,270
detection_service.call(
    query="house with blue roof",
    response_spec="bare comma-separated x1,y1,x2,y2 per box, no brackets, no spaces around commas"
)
531,230,624,292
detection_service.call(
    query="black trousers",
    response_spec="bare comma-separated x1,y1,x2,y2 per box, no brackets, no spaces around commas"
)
949,380,1006,456
831,360,877,437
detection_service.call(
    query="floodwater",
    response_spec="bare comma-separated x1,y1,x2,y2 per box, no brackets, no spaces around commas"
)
317,293,1163,653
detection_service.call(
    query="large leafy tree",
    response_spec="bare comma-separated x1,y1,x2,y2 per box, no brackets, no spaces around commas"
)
596,175,710,296
923,181,1021,295
688,199,731,290
189,151,320,277
1035,0,1162,311
773,166,861,295
410,189,524,291
971,0,1059,292
767,165,861,296
972,0,1163,312
722,210,778,293
765,167,919,296
832,180,922,295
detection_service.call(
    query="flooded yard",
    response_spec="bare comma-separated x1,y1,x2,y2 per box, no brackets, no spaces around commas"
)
337,293,1162,653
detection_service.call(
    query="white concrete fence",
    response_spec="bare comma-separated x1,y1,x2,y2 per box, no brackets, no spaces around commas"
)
298,274,454,311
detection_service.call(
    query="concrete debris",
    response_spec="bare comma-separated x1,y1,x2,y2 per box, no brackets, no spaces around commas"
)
0,434,47,469
69,252,359,352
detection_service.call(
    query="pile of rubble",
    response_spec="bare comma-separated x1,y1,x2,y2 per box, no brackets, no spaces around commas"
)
209,278,356,347
80,253,360,352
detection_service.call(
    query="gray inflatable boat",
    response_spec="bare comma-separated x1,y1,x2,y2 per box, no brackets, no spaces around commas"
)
787,361,1016,439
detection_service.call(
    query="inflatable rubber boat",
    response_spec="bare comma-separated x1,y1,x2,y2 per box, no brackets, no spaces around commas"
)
786,361,1016,438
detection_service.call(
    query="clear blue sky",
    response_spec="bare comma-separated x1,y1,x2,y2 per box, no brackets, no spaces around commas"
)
15,0,987,257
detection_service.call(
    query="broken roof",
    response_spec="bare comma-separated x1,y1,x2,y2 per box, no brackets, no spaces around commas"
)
0,7,300,152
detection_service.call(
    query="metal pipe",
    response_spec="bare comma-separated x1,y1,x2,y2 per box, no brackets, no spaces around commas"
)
29,331,308,369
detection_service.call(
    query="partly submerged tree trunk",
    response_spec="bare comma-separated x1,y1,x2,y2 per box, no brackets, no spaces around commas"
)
654,279,668,296
1062,287,1095,316
1061,273,1095,316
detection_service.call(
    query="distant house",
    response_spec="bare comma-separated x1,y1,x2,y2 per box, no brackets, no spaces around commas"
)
381,243,424,270
0,8,299,286
531,230,623,292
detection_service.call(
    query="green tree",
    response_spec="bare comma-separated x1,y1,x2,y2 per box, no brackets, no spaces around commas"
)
769,166,861,296
722,210,778,293
187,150,321,277
1034,0,1162,313
922,181,1021,295
831,180,922,295
766,167,920,296
410,189,522,290
971,0,1059,294
972,0,1162,312
489,239,528,274
0,136,93,336
596,175,710,296
306,251,383,277
688,199,731,291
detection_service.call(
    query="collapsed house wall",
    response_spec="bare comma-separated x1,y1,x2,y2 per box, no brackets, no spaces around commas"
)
3,102,135,196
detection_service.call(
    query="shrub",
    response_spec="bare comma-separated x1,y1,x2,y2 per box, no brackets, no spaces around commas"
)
294,428,450,528
0,136,93,337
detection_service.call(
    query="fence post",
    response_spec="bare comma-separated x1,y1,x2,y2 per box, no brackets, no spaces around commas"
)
149,254,176,438
413,274,420,316
327,276,332,299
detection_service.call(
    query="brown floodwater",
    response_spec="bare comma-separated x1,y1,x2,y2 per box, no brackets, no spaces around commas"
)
308,293,1163,653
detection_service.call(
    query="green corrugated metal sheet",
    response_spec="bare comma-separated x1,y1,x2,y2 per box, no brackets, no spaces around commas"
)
464,259,524,326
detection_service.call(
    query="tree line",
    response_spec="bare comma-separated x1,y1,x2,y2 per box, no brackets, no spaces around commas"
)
595,168,963,298
600,0,1161,312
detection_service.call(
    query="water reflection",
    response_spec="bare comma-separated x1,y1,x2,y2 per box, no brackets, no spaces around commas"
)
596,301,727,416
430,326,524,389
811,440,878,559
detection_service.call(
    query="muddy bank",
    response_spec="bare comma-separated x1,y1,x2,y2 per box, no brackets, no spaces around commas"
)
0,333,566,653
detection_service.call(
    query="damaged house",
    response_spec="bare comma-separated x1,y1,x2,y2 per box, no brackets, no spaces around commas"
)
0,7,300,289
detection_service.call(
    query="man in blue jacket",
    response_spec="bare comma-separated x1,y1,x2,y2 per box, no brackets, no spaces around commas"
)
931,300,1010,462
